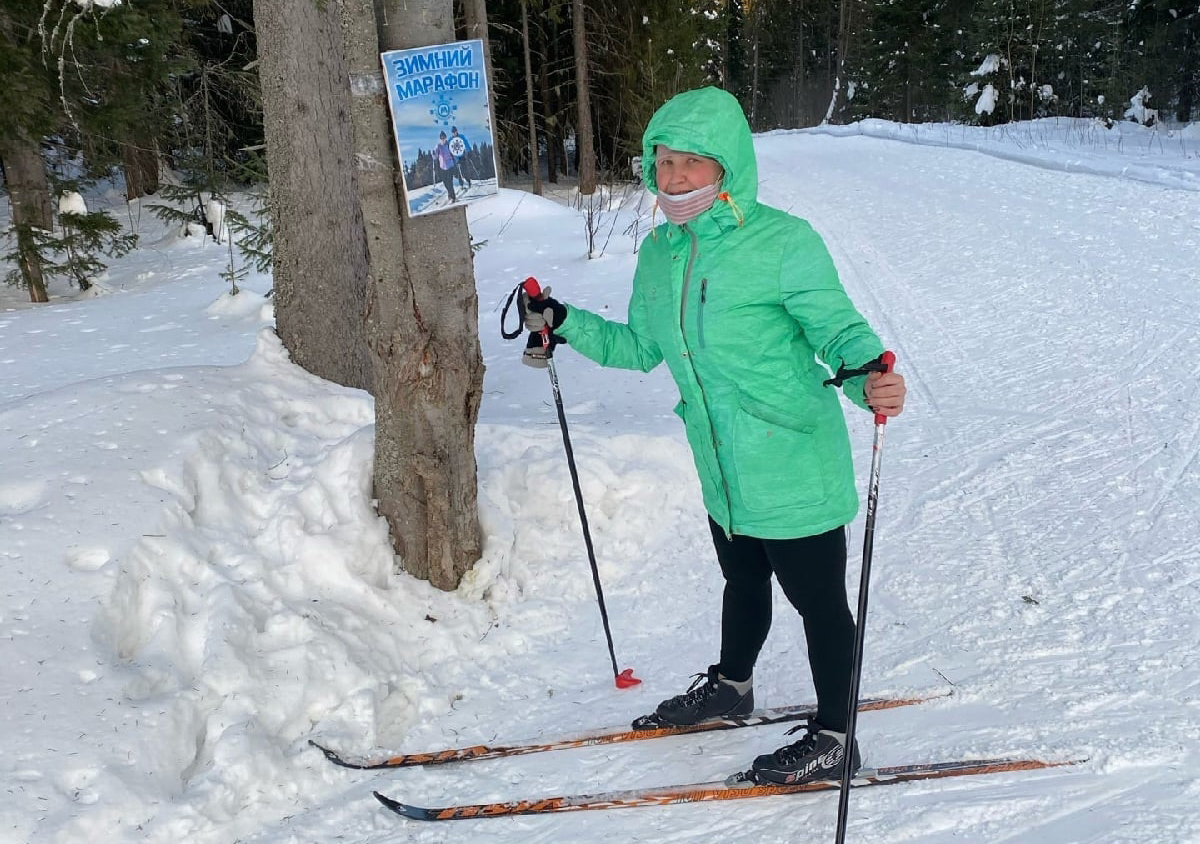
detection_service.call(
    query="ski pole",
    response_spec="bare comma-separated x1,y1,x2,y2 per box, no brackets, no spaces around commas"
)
835,349,896,844
520,277,641,691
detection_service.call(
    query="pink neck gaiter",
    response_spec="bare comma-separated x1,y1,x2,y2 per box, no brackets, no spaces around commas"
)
657,181,722,225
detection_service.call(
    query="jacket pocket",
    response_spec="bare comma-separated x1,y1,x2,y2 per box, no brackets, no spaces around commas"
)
697,278,708,349
736,395,816,434
731,399,826,512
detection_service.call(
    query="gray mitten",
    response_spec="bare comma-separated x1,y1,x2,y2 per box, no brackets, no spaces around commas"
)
521,286,568,368
522,285,568,333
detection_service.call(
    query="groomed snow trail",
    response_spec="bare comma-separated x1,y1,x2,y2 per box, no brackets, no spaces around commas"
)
4,126,1198,844
255,135,1200,843
756,133,1200,843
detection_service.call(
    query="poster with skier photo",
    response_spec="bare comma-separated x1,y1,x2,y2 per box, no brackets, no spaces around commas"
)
380,39,499,217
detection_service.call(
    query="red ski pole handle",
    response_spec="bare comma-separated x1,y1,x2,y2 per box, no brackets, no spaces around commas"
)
522,276,551,348
873,350,896,426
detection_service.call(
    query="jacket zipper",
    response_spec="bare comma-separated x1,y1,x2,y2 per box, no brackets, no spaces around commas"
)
680,228,733,537
698,278,708,348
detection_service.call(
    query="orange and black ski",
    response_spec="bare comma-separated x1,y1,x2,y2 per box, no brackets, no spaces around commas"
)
310,691,943,770
374,756,1084,820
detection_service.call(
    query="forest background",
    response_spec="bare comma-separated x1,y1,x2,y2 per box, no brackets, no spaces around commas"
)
2,0,1196,297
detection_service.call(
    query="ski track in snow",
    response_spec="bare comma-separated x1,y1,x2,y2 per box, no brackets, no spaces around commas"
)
2,124,1199,843
252,135,1200,843
756,134,1200,843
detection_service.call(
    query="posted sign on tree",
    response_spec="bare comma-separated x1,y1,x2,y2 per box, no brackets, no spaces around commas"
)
380,39,499,217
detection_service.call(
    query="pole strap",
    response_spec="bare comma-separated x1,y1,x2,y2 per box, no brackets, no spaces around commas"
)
822,356,890,388
499,282,529,340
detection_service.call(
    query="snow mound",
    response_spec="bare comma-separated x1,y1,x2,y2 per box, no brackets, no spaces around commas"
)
204,290,272,321
80,331,493,838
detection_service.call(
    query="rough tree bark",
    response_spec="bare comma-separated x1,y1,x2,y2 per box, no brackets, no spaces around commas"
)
254,0,373,392
572,0,596,194
122,140,160,201
343,0,485,590
0,131,53,303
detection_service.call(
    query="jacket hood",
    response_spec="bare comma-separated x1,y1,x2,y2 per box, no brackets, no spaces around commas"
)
641,87,758,216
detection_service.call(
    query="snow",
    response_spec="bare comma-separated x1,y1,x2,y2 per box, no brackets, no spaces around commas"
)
204,198,227,243
406,176,498,215
2,117,1200,843
970,54,1003,77
786,116,1200,192
58,191,88,216
1125,85,1159,127
975,83,997,115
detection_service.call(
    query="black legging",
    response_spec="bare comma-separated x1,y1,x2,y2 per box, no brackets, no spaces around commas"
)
437,167,457,202
709,518,856,732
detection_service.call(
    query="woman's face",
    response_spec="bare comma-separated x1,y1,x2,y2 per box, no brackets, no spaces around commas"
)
654,146,723,195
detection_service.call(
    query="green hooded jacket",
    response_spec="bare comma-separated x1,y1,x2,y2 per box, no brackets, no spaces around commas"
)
556,87,885,539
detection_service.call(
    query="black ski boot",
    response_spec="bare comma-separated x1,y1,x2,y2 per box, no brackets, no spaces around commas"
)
751,720,862,784
653,665,754,726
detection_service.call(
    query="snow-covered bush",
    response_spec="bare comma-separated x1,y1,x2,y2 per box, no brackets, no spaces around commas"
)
961,54,1006,125
1124,86,1158,126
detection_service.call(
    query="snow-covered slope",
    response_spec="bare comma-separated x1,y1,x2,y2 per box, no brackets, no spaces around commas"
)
1,117,1198,843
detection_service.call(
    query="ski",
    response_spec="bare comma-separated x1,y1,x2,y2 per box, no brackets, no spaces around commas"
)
311,692,942,770
374,756,1083,821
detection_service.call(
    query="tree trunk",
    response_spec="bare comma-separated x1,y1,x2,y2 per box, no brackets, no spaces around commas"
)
461,0,503,186
122,140,160,200
796,20,807,126
0,134,52,229
0,132,52,303
14,225,49,303
572,0,596,194
539,42,558,183
821,0,854,124
521,1,543,195
1179,18,1197,122
344,0,484,590
253,0,373,392
749,3,761,128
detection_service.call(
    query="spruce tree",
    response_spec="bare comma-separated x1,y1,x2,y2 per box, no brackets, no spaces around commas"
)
1,1,62,301
2,0,187,300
